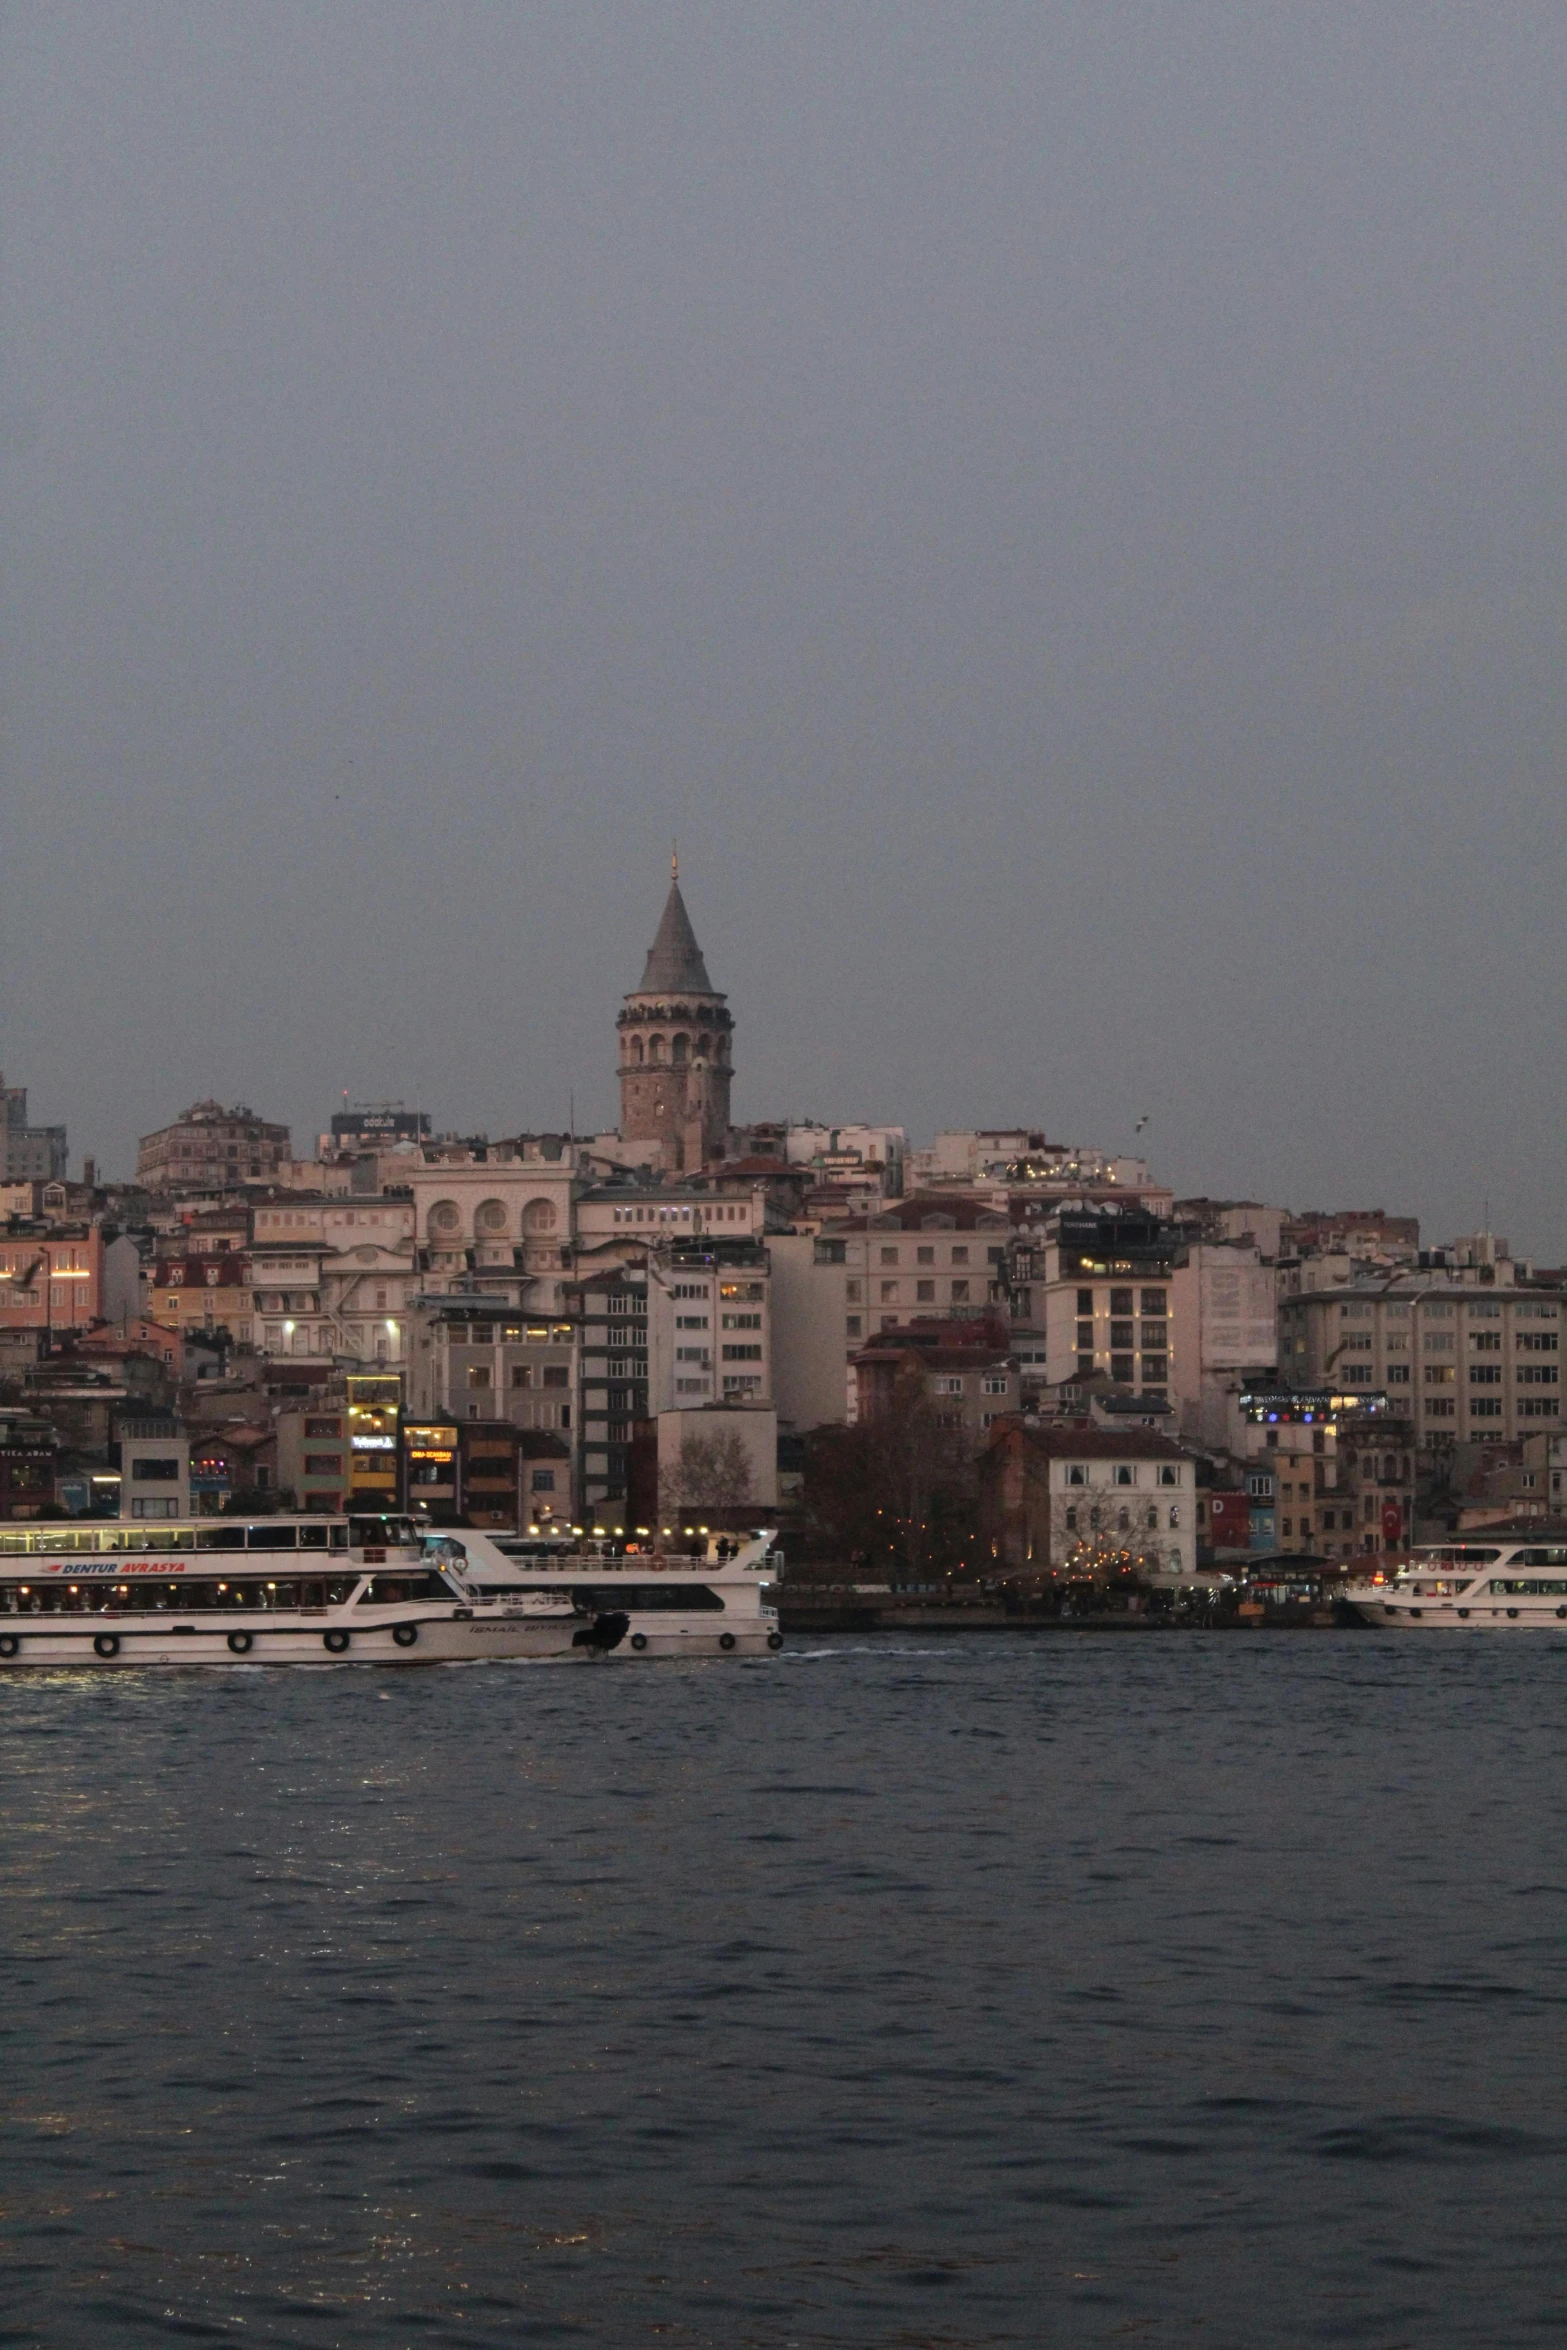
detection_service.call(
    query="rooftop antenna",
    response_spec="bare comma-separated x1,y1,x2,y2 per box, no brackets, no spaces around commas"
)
671,839,679,881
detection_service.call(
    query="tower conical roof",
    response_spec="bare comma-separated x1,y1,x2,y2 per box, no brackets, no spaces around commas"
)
636,877,716,994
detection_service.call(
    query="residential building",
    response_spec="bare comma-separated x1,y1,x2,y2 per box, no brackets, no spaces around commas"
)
137,1101,291,1194
570,1268,648,1510
982,1425,1196,1577
1031,1209,1183,1399
0,1223,103,1336
1236,1386,1410,1561
345,1374,403,1514
0,1077,67,1181
1277,1269,1560,1445
1167,1241,1279,1444
616,861,734,1173
767,1232,855,1431
115,1417,191,1521
405,1296,578,1443
0,1409,59,1519
275,1402,351,1514
149,1250,254,1348
647,1242,772,1414
852,1322,1020,1446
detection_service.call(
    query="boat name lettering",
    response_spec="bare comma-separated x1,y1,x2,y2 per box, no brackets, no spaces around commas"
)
40,1561,188,1578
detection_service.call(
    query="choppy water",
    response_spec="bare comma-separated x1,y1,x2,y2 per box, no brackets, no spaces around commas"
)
1,1635,1563,2348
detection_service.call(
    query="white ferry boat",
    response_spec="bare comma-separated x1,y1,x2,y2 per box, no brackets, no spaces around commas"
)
0,1514,783,1668
1349,1540,1567,1629
462,1525,785,1659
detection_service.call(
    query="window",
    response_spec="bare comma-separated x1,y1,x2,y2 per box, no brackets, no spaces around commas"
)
1113,1466,1133,1486
1471,1331,1502,1353
1077,1354,1095,1377
542,1366,568,1389
530,1470,556,1492
722,1344,763,1361
916,1281,935,1302
1427,1398,1456,1418
467,1366,491,1390
846,1315,862,1337
1140,1355,1167,1381
1111,1289,1134,1315
1387,1364,1411,1384
1469,1365,1501,1385
934,1375,964,1395
677,1314,709,1329
1471,1399,1503,1419
131,1457,181,1482
1425,1365,1455,1385
1111,1355,1134,1382
1067,1466,1086,1485
981,1376,1008,1395
511,1365,532,1389
880,1282,898,1303
1110,1321,1134,1347
845,1281,861,1303
1077,1288,1094,1314
952,1281,971,1304
916,1246,935,1265
1168,1506,1180,1528
303,1453,340,1475
1141,1289,1166,1315
304,1417,340,1438
880,1247,899,1266
951,1247,969,1267
1140,1321,1168,1347
1076,1320,1094,1349
1065,1505,1078,1530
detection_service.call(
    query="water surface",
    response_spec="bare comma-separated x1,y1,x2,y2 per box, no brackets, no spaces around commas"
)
2,1636,1563,2346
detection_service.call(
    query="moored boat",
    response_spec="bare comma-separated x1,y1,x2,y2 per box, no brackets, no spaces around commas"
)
1347,1539,1567,1629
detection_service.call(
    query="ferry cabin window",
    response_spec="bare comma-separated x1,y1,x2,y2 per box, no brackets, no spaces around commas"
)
350,1517,419,1548
1489,1579,1567,1596
356,1573,458,1603
0,1577,360,1613
563,1583,725,1613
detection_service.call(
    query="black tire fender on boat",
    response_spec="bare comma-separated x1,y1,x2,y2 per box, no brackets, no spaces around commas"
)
767,1631,784,1651
1458,1608,1469,1618
392,1622,419,1648
93,1633,120,1659
0,1633,18,1658
1558,1606,1567,1620
323,1628,350,1654
630,1631,648,1651
718,1631,737,1652
227,1630,253,1655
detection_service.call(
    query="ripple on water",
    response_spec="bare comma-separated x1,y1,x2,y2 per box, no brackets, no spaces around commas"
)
0,1636,1562,2348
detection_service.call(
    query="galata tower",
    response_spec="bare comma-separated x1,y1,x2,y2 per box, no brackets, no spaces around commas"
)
616,858,734,1172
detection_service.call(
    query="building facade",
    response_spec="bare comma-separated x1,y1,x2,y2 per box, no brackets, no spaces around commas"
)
137,1101,291,1194
1277,1279,1560,1445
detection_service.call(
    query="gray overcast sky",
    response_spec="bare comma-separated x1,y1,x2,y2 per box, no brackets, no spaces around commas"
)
3,3,1565,1250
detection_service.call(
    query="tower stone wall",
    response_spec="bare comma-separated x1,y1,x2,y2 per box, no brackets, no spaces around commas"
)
617,872,733,1172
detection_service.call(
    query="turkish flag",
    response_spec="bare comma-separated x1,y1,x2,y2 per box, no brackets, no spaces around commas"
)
1381,1500,1403,1546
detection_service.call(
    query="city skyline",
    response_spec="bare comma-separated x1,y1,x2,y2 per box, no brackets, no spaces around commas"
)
4,7,1564,1251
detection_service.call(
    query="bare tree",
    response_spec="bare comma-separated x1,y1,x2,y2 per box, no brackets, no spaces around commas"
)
663,1427,753,1522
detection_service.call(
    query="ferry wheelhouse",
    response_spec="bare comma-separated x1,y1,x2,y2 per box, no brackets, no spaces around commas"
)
1349,1540,1567,1629
0,1514,627,1668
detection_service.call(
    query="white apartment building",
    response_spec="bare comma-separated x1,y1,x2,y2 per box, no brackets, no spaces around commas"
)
1278,1281,1561,1444
647,1256,771,1414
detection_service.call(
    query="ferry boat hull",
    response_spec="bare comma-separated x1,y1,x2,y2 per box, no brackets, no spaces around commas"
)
0,1611,611,1669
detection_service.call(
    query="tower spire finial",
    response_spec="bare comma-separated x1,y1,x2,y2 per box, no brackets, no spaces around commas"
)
671,838,679,882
